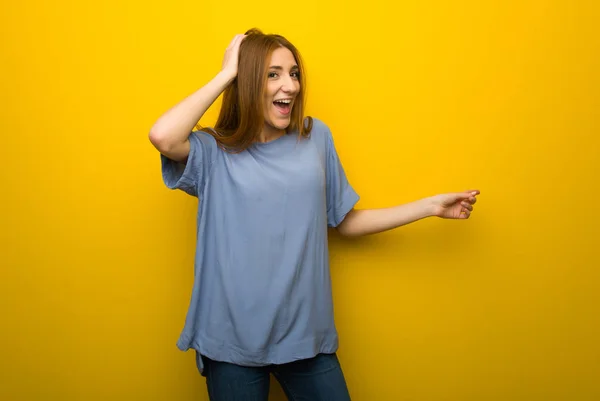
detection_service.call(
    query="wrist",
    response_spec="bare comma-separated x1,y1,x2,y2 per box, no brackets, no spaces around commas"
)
216,69,237,84
424,196,440,218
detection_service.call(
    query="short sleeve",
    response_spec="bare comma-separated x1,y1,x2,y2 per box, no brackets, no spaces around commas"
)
325,130,359,227
160,131,216,197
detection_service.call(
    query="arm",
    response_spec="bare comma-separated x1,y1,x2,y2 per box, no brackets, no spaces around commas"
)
149,71,235,161
148,34,245,162
336,191,480,237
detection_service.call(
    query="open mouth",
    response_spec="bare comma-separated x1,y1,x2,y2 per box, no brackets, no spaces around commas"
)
273,99,292,115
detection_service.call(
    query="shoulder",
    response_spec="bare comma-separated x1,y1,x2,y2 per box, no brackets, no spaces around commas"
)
189,129,221,155
305,117,334,147
306,116,330,134
191,130,218,146
186,129,221,166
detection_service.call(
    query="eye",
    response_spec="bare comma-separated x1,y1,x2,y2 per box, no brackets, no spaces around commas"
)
291,71,300,79
268,72,278,78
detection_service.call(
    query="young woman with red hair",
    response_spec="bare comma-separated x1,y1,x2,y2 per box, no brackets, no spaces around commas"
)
149,28,479,401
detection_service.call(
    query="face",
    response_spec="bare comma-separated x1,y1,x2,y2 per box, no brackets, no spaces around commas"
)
263,47,301,132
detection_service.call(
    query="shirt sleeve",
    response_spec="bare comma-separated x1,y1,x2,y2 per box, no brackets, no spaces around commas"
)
160,131,216,197
325,129,360,227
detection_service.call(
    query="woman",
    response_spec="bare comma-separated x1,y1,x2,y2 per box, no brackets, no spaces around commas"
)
149,28,479,401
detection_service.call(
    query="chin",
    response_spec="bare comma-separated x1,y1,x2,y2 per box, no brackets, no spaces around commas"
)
268,118,291,130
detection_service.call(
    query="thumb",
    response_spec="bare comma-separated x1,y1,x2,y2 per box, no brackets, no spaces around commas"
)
445,191,471,204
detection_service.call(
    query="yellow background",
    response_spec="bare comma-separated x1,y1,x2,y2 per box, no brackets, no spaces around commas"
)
2,0,599,400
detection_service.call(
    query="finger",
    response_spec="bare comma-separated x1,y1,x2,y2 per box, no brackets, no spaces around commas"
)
228,34,245,48
228,35,240,47
234,34,247,50
455,190,478,200
461,202,473,211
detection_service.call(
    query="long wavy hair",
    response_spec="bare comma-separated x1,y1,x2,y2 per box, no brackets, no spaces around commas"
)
197,28,313,152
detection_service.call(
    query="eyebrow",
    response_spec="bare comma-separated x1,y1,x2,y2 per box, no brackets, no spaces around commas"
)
269,65,299,70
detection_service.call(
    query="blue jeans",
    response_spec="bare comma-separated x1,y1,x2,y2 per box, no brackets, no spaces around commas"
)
200,353,352,401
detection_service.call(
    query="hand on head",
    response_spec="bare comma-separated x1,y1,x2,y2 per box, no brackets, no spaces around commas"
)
222,34,246,79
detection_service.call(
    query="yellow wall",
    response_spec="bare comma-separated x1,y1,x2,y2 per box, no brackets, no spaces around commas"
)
2,0,599,400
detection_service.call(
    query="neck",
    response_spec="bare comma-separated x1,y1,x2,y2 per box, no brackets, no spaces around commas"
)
256,125,285,143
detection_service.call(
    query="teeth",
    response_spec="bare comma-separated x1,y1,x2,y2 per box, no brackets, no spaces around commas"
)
274,99,292,104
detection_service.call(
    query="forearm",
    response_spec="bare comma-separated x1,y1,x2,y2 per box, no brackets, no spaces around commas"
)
149,71,235,147
336,197,436,237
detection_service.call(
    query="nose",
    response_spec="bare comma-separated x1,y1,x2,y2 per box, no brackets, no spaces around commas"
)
280,75,298,94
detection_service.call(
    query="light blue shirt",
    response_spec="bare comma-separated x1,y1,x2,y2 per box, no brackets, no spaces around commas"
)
160,118,359,371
